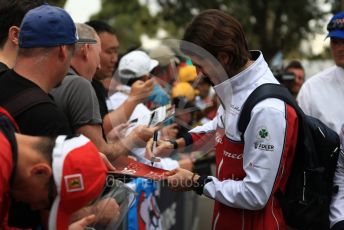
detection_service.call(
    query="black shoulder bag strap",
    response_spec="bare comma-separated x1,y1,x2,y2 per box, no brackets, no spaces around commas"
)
237,83,308,202
238,83,305,135
238,83,315,161
3,87,52,118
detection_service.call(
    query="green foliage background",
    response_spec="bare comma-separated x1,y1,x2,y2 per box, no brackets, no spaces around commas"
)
49,0,342,61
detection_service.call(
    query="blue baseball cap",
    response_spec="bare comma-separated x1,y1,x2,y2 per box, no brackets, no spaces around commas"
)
327,12,344,39
19,4,96,48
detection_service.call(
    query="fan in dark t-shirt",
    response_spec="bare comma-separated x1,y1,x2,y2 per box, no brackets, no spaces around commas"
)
0,68,72,136
0,63,72,228
92,79,109,120
0,62,8,73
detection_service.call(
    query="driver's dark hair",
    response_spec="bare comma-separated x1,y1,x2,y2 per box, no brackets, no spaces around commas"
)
181,9,250,71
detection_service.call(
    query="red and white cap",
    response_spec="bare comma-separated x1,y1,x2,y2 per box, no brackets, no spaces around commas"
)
48,135,107,230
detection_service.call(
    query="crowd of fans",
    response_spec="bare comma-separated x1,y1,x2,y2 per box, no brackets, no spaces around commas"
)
1,1,344,230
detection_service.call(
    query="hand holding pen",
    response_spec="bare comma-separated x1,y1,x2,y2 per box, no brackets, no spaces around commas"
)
151,131,160,166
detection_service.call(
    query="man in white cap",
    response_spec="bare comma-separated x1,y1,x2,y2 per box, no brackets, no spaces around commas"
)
109,50,192,170
108,50,159,125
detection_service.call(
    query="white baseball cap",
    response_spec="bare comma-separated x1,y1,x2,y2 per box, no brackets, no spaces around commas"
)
118,50,159,79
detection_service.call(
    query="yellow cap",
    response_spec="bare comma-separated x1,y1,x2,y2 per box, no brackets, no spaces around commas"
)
178,65,197,82
172,82,196,101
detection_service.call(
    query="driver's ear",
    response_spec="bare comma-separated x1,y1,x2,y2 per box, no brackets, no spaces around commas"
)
217,51,231,66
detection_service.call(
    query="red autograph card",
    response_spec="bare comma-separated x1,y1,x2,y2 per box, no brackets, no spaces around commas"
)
110,156,171,181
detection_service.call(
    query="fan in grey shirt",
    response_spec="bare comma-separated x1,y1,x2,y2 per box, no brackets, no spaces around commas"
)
51,23,158,162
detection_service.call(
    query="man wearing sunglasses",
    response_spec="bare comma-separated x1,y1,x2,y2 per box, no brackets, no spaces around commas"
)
298,12,344,135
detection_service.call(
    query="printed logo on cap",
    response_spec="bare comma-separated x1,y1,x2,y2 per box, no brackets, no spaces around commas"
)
64,174,84,192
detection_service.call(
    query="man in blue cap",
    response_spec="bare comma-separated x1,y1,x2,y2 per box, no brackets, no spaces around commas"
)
0,3,95,136
298,12,344,134
0,3,96,229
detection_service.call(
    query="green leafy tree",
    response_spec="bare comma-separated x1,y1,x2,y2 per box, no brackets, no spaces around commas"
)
330,0,344,12
47,0,66,8
91,0,158,53
83,0,337,60
155,0,332,61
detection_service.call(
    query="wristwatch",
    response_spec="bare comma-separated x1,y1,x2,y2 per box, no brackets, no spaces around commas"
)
192,175,212,195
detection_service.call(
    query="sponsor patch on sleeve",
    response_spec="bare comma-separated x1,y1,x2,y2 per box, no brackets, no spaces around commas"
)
254,126,274,151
